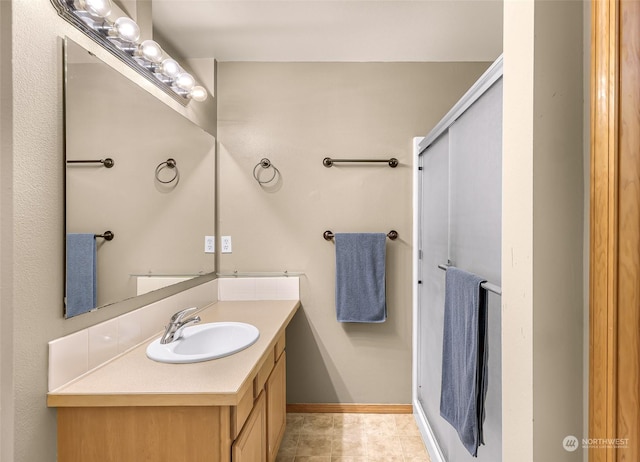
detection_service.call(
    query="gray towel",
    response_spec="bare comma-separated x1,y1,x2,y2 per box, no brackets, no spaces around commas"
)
66,233,97,317
440,266,488,457
334,233,387,323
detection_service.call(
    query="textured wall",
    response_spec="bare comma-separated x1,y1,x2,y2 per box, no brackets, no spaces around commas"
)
5,1,215,460
217,62,489,404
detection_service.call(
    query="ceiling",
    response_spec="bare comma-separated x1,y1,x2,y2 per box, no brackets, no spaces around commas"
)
151,1,503,62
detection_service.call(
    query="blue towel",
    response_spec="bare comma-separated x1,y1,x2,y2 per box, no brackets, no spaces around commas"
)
66,233,97,317
334,233,387,323
440,266,488,457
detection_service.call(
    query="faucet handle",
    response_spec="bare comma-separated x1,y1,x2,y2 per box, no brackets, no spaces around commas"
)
173,315,201,342
170,307,198,323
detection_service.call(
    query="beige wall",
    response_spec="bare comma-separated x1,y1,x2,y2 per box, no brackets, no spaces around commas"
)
532,1,584,458
503,1,584,460
217,62,489,403
4,0,216,460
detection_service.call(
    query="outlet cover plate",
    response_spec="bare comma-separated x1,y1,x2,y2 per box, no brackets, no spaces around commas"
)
205,236,215,253
221,236,232,253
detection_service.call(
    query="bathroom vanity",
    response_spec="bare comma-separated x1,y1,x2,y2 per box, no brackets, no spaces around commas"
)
48,300,299,462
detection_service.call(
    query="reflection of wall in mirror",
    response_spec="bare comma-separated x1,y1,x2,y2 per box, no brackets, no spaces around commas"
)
65,43,216,311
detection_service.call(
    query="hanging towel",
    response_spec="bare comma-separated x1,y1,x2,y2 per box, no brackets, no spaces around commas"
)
66,233,97,317
439,266,488,457
334,233,387,323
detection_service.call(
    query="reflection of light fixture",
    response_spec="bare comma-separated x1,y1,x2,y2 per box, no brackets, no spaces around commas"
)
190,86,208,102
59,0,208,104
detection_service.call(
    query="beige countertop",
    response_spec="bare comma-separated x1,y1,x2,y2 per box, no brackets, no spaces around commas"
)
47,300,300,408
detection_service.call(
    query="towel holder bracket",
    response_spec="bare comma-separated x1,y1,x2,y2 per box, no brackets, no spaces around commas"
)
95,231,114,241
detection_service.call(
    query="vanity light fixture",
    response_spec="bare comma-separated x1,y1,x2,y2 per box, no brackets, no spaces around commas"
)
52,0,208,104
159,58,181,79
78,0,111,18
138,40,164,64
109,16,141,43
175,72,196,91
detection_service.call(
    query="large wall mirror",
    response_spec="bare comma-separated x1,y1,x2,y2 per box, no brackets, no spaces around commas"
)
64,37,215,318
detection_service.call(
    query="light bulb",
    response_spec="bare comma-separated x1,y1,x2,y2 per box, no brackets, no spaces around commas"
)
139,40,163,63
190,86,208,102
113,17,140,42
159,59,181,79
79,0,112,18
175,72,195,91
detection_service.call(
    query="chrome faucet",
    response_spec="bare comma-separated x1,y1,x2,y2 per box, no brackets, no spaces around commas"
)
160,307,201,344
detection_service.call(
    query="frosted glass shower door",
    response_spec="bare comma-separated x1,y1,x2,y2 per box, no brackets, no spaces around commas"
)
417,78,502,462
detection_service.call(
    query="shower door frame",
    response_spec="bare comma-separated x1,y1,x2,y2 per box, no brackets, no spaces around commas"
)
412,56,503,462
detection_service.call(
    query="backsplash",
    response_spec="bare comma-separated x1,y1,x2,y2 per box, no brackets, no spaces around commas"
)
218,276,299,301
48,277,300,391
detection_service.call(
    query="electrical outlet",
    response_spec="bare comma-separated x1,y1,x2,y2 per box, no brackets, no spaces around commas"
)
221,236,232,253
204,236,215,253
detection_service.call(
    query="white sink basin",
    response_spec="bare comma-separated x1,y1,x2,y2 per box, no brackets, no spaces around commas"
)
146,322,260,364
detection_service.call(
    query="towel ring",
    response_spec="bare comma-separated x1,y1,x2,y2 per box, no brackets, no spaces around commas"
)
155,158,179,184
253,158,280,185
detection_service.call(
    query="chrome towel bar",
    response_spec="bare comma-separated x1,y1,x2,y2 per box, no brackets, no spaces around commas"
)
324,230,398,241
322,157,398,168
437,264,502,295
66,158,114,168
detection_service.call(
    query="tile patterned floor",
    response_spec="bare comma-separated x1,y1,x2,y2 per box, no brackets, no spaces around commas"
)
276,413,432,462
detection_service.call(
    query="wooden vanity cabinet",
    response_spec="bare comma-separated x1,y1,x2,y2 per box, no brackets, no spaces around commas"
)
266,352,286,461
233,336,286,462
55,333,288,462
245,334,287,462
57,405,233,462
232,391,267,462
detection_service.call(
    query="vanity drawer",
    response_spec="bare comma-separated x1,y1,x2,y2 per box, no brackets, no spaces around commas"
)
231,384,254,439
254,349,275,398
232,391,267,462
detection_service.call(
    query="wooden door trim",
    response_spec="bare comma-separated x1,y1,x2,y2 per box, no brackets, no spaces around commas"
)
615,2,640,460
590,0,619,461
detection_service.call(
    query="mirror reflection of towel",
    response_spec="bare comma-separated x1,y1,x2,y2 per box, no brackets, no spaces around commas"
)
66,233,97,317
440,266,488,457
334,233,387,323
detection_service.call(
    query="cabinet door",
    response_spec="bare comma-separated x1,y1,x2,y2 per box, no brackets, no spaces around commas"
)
232,391,267,462
266,352,286,462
